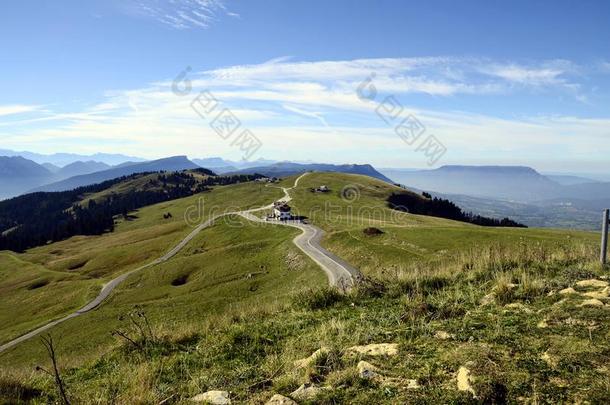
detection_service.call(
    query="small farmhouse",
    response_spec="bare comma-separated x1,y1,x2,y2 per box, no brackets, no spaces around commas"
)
272,201,292,220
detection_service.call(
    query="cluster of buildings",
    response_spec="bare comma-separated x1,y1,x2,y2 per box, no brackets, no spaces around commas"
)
271,201,292,220
268,184,327,221
255,177,279,183
310,185,329,193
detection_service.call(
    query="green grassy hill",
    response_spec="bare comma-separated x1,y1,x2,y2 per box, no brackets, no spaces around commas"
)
285,172,596,278
1,172,607,404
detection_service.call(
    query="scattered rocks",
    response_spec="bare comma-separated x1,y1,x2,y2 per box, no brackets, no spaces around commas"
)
265,394,298,405
559,287,577,295
357,360,379,379
578,298,605,307
583,287,610,299
290,384,328,401
576,279,608,288
346,343,399,357
537,319,549,328
293,347,329,368
191,390,231,404
456,366,476,397
434,330,455,340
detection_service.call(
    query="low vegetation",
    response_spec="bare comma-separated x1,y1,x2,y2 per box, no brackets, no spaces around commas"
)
2,241,607,404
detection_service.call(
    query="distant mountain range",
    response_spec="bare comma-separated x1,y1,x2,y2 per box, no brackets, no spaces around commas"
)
1,150,607,229
0,156,56,200
56,161,112,179
381,165,610,203
380,165,610,229
0,149,145,166
192,157,279,174
31,156,200,193
0,157,120,199
0,151,394,200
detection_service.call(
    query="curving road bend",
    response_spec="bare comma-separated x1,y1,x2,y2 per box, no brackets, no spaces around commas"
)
0,173,360,353
240,173,361,289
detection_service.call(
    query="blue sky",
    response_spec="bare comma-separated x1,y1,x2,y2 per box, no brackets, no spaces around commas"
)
1,0,609,172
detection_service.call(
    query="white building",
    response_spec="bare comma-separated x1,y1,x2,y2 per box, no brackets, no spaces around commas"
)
273,201,292,220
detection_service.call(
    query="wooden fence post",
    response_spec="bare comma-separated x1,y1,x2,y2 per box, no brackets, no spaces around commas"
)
602,209,609,265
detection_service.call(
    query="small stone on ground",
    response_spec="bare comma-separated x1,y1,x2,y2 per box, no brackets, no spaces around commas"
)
191,390,231,404
265,394,298,405
584,287,609,299
578,298,605,307
357,360,379,379
541,351,558,368
346,343,399,357
293,347,329,368
290,384,328,401
576,279,608,288
434,330,455,340
406,379,421,389
457,366,476,397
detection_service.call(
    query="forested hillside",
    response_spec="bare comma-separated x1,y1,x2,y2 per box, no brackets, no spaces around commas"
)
0,170,262,252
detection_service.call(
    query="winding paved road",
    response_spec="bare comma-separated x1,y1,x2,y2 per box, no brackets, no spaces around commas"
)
0,173,360,354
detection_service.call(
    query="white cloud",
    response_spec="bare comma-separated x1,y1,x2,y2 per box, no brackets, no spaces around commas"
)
0,104,41,117
3,57,608,168
134,0,234,30
484,64,564,85
479,59,582,98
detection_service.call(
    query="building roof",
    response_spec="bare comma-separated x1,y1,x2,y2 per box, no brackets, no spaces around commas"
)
273,201,291,212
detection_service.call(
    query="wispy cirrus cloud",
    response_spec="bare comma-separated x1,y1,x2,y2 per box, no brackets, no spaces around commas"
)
197,56,585,98
134,0,237,30
480,60,578,86
0,104,42,117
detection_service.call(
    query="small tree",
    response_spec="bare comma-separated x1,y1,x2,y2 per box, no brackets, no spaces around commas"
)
36,334,70,405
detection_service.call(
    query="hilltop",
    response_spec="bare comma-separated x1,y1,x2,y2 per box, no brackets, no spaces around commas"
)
230,162,394,183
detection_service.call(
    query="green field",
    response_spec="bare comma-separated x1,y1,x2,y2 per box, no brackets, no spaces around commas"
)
1,172,607,404
285,172,598,277
0,181,284,345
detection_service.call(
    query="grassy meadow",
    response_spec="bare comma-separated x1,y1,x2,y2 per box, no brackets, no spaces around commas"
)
285,172,598,277
0,181,283,346
1,172,607,404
